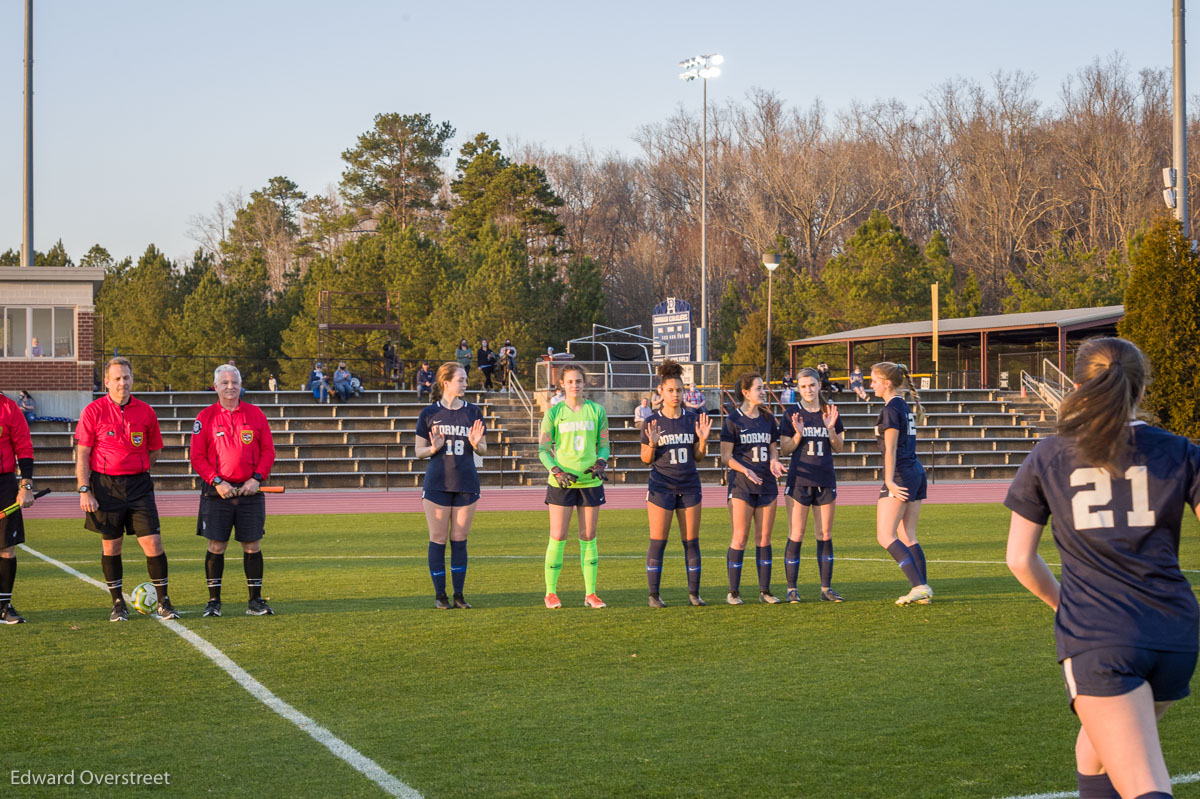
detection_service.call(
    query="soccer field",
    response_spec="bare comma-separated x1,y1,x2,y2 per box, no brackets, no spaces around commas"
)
8,505,1200,799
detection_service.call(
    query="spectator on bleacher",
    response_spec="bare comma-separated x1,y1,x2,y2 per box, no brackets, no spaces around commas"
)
416,361,434,402
498,340,517,392
306,363,324,396
684,383,706,413
333,362,353,403
478,340,497,391
848,365,868,400
634,397,653,430
349,373,363,397
17,391,36,423
549,387,565,407
816,362,842,395
455,340,473,382
29,337,43,357
780,371,797,404
383,341,398,382
268,374,278,392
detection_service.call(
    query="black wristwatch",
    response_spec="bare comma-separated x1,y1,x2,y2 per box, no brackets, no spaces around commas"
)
78,485,91,494
212,477,224,487
252,472,264,482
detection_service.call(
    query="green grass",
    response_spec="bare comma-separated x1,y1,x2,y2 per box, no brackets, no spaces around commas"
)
8,505,1200,798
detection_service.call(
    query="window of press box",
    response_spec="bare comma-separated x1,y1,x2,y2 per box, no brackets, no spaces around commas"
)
0,306,75,358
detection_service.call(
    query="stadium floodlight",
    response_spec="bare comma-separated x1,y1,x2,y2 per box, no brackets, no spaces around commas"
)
677,52,724,362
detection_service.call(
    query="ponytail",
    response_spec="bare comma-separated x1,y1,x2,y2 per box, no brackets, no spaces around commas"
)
733,372,762,405
872,361,923,425
1057,337,1148,475
432,362,464,402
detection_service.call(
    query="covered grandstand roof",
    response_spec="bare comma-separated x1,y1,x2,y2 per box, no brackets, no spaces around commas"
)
788,305,1125,345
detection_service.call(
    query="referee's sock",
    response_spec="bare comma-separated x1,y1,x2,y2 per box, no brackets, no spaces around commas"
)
646,538,667,595
101,554,123,602
544,538,566,594
146,553,169,600
0,555,15,608
784,538,802,589
428,542,447,596
885,540,923,588
1076,772,1120,799
243,551,263,600
205,551,224,601
449,540,467,595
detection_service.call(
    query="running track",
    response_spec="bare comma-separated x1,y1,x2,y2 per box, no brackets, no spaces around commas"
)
23,482,1011,519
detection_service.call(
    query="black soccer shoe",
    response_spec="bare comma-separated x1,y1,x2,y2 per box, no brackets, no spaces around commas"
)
202,599,222,618
1,604,27,624
435,594,452,610
453,593,472,609
246,597,275,616
156,596,181,620
110,600,129,622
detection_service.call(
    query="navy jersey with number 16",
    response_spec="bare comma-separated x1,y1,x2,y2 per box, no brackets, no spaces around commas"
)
641,410,701,494
721,408,779,494
415,400,486,494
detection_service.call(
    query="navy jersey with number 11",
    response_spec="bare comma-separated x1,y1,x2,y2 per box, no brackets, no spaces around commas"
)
641,410,701,494
780,404,843,488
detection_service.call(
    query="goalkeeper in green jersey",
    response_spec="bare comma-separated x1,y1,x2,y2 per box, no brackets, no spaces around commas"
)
538,363,611,609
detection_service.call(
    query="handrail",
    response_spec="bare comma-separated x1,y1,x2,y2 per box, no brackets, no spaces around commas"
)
508,372,536,437
1041,358,1076,395
1021,370,1063,413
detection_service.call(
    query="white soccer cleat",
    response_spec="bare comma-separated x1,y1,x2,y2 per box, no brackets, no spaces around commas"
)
896,584,933,606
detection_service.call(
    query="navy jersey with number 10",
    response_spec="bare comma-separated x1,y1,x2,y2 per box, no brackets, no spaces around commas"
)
1005,423,1200,661
415,400,486,494
641,410,701,494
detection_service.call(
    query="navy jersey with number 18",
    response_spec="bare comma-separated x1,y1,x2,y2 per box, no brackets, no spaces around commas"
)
415,400,486,494
641,410,701,494
1005,423,1200,661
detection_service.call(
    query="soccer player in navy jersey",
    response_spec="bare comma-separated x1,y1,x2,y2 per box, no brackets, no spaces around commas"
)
720,373,785,605
1006,338,1197,799
780,368,845,603
871,362,933,606
640,360,712,607
414,362,487,609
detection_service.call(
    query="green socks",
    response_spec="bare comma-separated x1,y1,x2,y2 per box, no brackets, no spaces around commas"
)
580,538,598,595
545,538,567,594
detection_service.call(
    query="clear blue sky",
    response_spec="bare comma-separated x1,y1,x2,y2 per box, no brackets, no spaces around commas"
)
1,0,1188,264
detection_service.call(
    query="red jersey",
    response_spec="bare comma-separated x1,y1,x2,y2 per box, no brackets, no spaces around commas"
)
75,395,163,476
189,401,275,484
0,394,34,473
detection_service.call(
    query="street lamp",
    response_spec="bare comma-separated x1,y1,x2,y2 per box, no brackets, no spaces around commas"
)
679,53,723,363
762,252,781,386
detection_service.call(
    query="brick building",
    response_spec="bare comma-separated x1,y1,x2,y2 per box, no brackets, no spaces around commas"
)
0,266,106,418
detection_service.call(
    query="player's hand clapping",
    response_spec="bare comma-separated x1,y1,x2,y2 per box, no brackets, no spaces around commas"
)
695,412,712,442
467,419,486,449
428,426,446,453
823,404,840,430
645,419,662,447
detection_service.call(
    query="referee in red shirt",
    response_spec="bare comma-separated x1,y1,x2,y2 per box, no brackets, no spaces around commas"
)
0,392,37,623
189,364,276,617
75,357,178,622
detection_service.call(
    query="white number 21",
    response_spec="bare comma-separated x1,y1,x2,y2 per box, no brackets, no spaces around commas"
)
1070,466,1156,529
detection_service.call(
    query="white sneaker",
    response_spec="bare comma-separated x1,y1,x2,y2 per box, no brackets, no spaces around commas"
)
726,591,743,605
896,584,933,606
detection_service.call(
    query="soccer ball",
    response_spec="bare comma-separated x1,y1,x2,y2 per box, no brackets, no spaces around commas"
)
130,582,158,615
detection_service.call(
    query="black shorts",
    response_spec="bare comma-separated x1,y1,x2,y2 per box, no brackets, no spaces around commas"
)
0,473,25,548
1063,646,1197,711
85,472,161,540
545,485,606,507
197,492,266,543
727,490,777,508
878,469,927,502
787,483,837,506
422,488,480,508
647,490,702,510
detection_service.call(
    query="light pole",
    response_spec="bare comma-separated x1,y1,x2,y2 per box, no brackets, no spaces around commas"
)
679,53,723,363
762,253,780,386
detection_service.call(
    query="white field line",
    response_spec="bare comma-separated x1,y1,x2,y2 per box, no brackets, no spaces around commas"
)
995,769,1200,799
18,543,421,799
